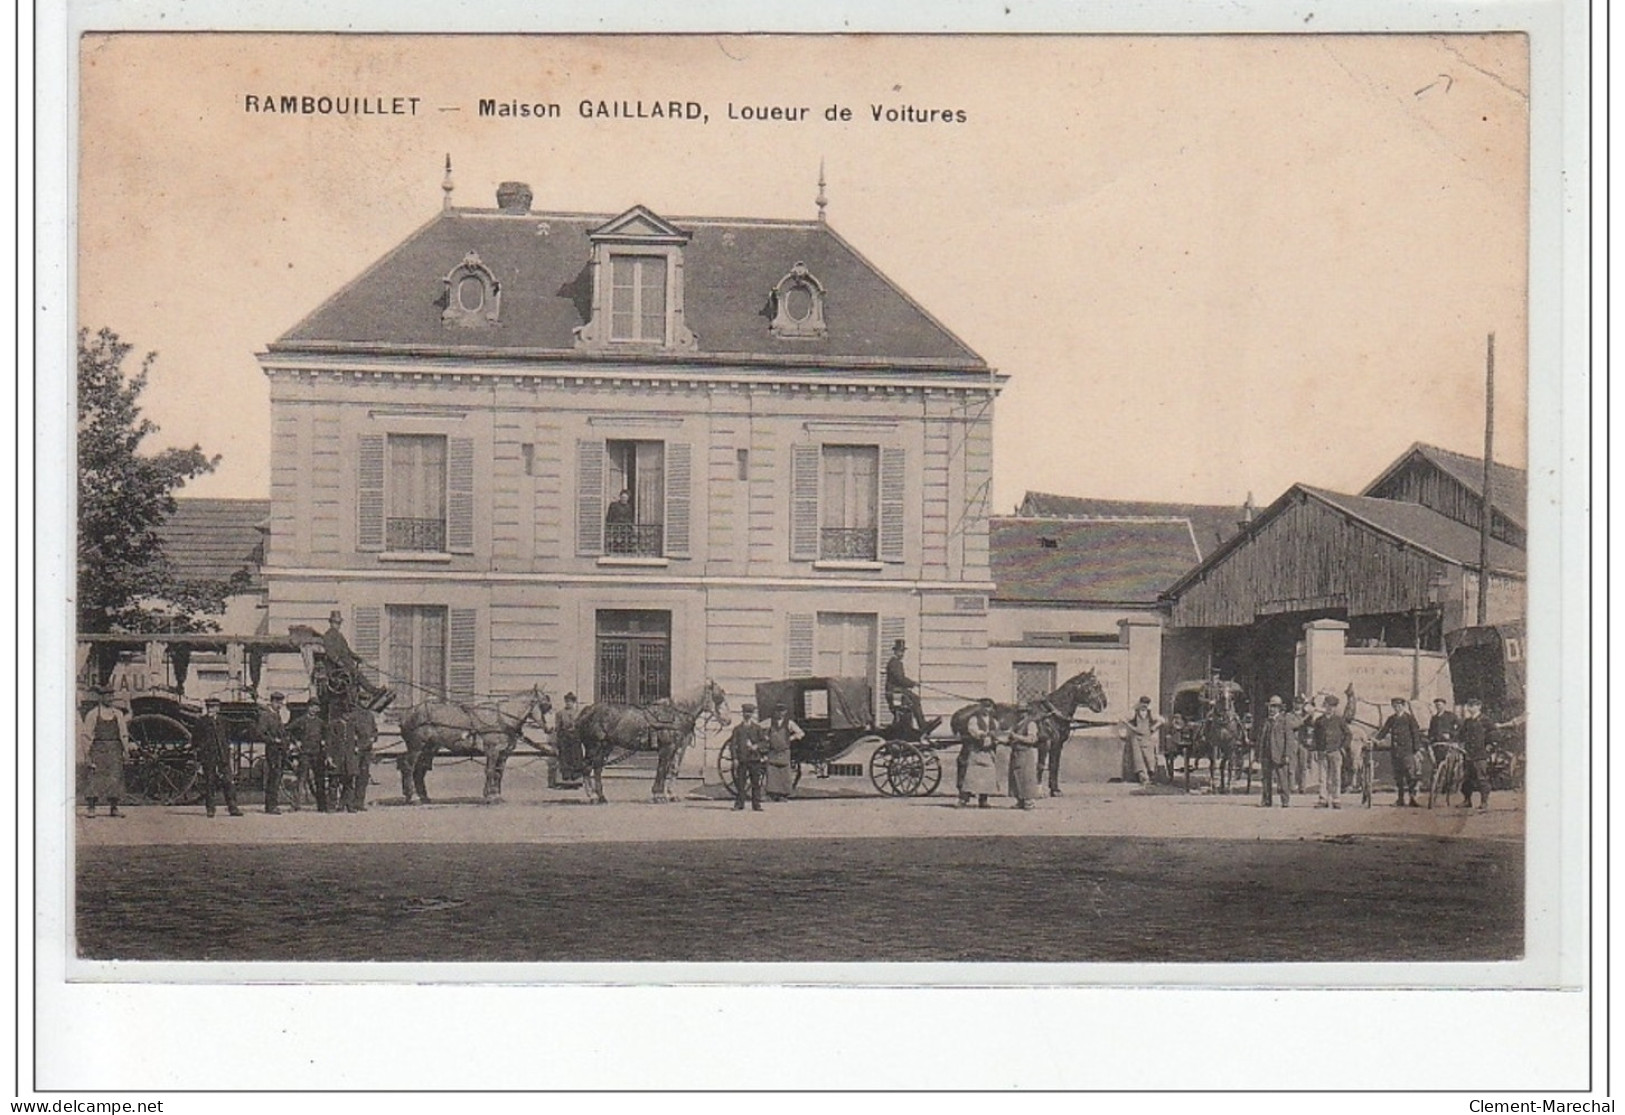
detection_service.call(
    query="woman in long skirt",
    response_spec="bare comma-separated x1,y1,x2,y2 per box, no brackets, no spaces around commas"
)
1007,713,1041,810
80,687,129,817
763,705,804,801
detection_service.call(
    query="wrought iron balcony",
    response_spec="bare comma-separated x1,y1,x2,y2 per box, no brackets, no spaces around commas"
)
605,522,664,557
386,517,447,552
820,527,878,561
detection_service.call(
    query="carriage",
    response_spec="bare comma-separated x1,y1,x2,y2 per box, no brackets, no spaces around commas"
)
1162,677,1254,792
715,676,954,798
1444,621,1526,791
77,632,311,804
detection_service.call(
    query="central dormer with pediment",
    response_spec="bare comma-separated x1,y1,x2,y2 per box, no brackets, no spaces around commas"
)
572,206,699,353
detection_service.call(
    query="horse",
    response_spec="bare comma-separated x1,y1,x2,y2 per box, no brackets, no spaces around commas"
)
948,669,1110,793
1202,688,1251,795
574,679,731,804
395,685,552,805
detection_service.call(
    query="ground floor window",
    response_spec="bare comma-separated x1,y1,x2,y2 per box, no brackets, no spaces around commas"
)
1013,661,1057,705
596,609,671,704
816,612,877,714
387,604,448,700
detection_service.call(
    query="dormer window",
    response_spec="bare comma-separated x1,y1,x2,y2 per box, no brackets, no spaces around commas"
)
610,255,668,342
770,262,827,339
442,252,501,328
574,205,697,352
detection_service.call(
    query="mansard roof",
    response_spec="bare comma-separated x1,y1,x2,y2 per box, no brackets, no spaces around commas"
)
271,205,987,370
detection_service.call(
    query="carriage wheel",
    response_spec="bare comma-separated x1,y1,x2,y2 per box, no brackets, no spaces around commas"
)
717,747,737,796
127,714,199,805
861,736,896,796
878,741,937,798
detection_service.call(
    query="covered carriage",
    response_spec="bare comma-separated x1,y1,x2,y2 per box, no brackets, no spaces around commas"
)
716,676,947,798
1444,620,1526,790
1162,677,1254,792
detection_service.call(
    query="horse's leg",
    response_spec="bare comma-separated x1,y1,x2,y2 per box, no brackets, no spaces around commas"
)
652,741,671,803
398,748,416,804
415,743,436,804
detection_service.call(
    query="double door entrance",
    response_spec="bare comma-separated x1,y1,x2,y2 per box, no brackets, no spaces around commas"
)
595,609,671,705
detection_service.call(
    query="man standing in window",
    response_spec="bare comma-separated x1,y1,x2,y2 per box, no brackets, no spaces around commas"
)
885,639,939,738
606,488,634,525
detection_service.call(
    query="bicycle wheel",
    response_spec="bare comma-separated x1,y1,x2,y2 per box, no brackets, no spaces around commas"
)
1428,752,1461,809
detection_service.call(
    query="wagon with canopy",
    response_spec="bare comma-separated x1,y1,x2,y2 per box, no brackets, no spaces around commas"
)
1445,620,1526,790
716,675,948,798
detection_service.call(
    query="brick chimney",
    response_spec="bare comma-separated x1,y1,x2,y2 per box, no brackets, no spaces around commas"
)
495,181,533,214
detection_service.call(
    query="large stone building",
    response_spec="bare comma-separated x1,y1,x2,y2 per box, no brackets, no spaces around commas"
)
258,180,1001,722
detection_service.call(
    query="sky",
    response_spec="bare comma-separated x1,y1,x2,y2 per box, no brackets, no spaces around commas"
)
76,33,1530,512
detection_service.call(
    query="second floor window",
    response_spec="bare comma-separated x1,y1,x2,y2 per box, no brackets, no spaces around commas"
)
609,255,667,343
387,434,447,552
820,445,879,560
605,439,665,556
576,436,692,560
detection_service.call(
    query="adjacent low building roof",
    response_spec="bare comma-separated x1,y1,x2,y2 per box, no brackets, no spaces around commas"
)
157,499,270,587
1015,492,1246,559
990,516,1205,605
272,207,987,370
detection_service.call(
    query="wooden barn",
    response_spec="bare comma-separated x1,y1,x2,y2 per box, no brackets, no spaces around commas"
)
1161,481,1526,710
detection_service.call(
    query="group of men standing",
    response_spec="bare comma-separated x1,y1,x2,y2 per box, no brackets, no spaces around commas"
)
724,703,806,811
1255,693,1498,811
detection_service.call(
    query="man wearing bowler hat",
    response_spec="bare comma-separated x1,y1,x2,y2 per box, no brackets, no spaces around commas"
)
196,697,244,818
1257,695,1296,808
884,638,939,738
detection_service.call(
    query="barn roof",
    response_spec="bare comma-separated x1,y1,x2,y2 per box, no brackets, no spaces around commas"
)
1362,443,1528,528
156,499,269,587
990,516,1204,605
271,206,986,371
1302,487,1526,574
1014,492,1246,559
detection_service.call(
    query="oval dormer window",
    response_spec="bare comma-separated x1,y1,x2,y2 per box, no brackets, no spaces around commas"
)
770,261,827,339
442,251,501,329
457,275,485,313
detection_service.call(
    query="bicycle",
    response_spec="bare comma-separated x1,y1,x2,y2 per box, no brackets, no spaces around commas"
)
1427,742,1466,809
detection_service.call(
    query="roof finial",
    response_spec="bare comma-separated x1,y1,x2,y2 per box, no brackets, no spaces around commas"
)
441,154,455,211
816,158,827,223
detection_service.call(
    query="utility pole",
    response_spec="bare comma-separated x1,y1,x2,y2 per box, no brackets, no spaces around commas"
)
1477,333,1494,625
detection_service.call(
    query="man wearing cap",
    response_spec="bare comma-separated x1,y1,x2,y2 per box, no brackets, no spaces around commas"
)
1291,695,1318,795
1375,697,1425,807
1458,698,1495,811
1425,696,1460,786
1120,696,1162,788
727,703,767,811
1257,696,1296,808
195,697,244,818
79,686,129,817
1312,695,1351,809
254,692,292,814
884,639,939,738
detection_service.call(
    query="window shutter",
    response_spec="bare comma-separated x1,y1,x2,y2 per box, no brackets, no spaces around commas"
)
576,439,605,556
447,436,475,554
664,441,692,558
786,613,815,677
449,607,478,700
352,605,382,687
879,615,907,709
879,447,907,563
790,443,821,561
357,435,386,552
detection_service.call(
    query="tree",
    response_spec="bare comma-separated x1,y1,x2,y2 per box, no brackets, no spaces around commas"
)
77,327,224,638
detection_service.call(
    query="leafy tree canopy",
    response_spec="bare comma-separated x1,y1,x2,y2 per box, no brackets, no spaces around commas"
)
77,327,224,635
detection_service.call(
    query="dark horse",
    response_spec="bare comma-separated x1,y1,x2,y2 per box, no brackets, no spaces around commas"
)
395,685,552,805
947,670,1110,793
1170,681,1252,793
574,679,730,804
